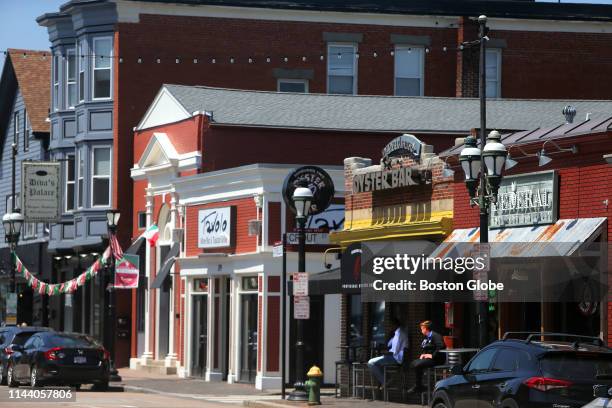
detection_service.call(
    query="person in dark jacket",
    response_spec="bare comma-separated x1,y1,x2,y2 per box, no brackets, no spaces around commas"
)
406,320,446,394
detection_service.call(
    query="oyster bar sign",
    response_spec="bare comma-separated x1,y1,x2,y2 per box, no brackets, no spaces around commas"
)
490,171,558,228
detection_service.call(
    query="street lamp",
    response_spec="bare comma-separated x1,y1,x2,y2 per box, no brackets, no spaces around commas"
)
105,209,122,382
458,14,508,348
3,211,24,293
287,187,312,401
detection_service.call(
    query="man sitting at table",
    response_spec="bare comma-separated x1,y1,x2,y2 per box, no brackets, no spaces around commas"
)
367,317,409,389
406,320,446,394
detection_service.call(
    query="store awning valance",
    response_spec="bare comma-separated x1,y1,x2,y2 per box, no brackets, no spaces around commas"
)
150,243,180,289
431,217,606,259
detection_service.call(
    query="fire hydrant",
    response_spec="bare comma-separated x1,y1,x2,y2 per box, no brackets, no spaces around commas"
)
305,365,323,405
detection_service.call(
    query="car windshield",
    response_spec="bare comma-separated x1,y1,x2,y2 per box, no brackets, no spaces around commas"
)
45,334,101,348
540,352,612,380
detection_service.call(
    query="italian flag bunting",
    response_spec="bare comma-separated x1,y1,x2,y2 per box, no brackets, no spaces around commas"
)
143,224,160,247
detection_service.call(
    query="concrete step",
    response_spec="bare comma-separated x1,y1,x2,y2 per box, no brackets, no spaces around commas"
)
139,364,177,375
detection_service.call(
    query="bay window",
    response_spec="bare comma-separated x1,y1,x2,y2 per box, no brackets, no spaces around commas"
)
78,40,85,102
53,54,59,110
65,155,75,212
66,48,77,108
92,37,112,99
327,44,357,95
77,150,84,208
91,147,111,207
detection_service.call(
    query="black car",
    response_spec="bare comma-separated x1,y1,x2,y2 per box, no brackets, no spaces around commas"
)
6,332,110,390
0,326,52,385
431,333,612,408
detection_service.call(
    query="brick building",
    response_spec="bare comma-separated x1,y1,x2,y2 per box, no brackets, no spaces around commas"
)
36,0,612,369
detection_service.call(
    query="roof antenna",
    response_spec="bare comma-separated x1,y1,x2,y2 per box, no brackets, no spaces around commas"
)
562,105,576,124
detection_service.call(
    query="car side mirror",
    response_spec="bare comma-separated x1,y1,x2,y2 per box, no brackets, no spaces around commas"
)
10,344,23,352
594,385,612,398
450,364,464,375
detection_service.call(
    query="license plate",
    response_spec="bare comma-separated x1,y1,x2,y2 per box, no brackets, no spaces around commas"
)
74,356,87,364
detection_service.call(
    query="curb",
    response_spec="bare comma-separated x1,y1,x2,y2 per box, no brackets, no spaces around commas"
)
243,401,295,408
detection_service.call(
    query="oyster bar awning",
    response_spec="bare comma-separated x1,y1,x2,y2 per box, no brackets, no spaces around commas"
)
431,217,607,258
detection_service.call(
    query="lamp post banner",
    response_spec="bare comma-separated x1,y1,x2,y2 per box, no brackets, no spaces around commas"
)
283,166,335,216
114,253,140,289
21,161,61,222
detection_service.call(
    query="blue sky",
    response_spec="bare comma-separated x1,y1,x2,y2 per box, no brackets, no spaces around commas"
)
1,0,612,71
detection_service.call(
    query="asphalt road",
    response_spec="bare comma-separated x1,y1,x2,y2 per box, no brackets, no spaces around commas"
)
0,386,234,408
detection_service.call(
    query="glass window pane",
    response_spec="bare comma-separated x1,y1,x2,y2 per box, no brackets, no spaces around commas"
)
78,180,83,207
329,76,353,94
486,81,498,98
395,48,422,78
491,349,517,372
79,72,85,101
93,179,109,206
66,185,74,211
396,78,421,96
279,81,306,93
67,157,75,181
68,84,77,107
328,46,354,76
94,39,111,69
94,70,110,98
467,348,497,373
93,148,110,176
68,52,76,80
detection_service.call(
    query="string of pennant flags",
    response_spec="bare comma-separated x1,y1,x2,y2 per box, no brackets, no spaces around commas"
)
15,246,112,296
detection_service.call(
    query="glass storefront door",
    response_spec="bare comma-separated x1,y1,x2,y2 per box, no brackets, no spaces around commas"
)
239,293,258,383
191,294,208,377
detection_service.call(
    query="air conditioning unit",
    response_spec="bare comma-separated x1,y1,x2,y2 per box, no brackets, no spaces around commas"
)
248,220,261,236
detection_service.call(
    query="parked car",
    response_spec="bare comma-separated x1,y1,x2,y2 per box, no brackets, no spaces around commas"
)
0,326,52,385
430,333,612,408
6,331,110,390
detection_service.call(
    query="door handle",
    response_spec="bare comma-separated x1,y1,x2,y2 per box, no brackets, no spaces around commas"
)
472,384,480,389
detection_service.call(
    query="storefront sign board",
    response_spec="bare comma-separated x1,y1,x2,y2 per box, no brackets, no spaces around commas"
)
21,161,61,222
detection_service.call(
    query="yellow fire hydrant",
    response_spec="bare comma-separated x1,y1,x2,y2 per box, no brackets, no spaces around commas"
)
305,366,323,405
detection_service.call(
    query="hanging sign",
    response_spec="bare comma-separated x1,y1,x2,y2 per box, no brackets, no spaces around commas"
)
382,134,424,161
293,296,310,319
292,272,309,296
114,253,140,289
198,207,234,248
21,161,61,222
282,166,335,216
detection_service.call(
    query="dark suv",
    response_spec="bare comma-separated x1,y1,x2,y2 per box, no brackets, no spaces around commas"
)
0,326,52,385
430,333,612,408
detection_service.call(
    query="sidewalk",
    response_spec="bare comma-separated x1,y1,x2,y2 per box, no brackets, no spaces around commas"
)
117,369,423,407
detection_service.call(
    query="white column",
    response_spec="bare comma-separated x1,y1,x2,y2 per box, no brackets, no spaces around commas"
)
165,192,179,366
140,189,154,363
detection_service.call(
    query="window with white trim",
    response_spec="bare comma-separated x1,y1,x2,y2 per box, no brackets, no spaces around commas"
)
92,37,112,99
327,44,357,95
77,149,84,208
277,79,308,93
65,154,75,212
23,110,28,151
66,48,77,108
138,212,146,230
91,147,111,207
394,46,424,96
78,40,85,102
486,49,502,98
6,194,20,213
23,223,36,240
13,111,19,145
53,54,60,110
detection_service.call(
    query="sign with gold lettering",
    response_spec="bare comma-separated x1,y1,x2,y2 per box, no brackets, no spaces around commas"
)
352,167,426,193
21,161,61,222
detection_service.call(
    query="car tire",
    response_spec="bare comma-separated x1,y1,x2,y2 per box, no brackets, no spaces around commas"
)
7,364,18,388
433,402,449,408
93,380,109,391
501,399,519,408
30,366,41,388
0,363,6,385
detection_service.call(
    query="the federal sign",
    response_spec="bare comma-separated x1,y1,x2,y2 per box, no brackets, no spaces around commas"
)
283,166,335,216
490,171,558,228
382,134,424,160
198,207,234,248
22,161,61,222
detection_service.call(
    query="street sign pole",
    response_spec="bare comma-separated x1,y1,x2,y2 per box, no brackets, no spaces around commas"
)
281,232,287,400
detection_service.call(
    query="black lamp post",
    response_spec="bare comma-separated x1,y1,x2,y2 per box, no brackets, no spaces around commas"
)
287,186,312,401
458,15,508,348
3,211,24,293
105,209,122,382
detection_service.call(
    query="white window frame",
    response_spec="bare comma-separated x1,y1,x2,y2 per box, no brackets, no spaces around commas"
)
92,37,113,101
277,78,309,93
326,43,357,95
13,111,19,145
393,45,425,96
77,149,84,209
66,48,77,109
53,54,60,111
23,111,29,152
486,48,502,98
65,154,75,212
23,223,37,240
90,146,112,208
78,40,85,103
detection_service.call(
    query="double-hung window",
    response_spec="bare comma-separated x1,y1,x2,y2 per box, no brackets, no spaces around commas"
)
78,40,85,102
327,44,357,95
92,147,111,207
66,48,77,108
92,37,112,99
65,155,75,212
394,46,424,96
77,150,84,208
23,110,28,151
486,49,502,98
53,55,60,110
13,111,19,145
